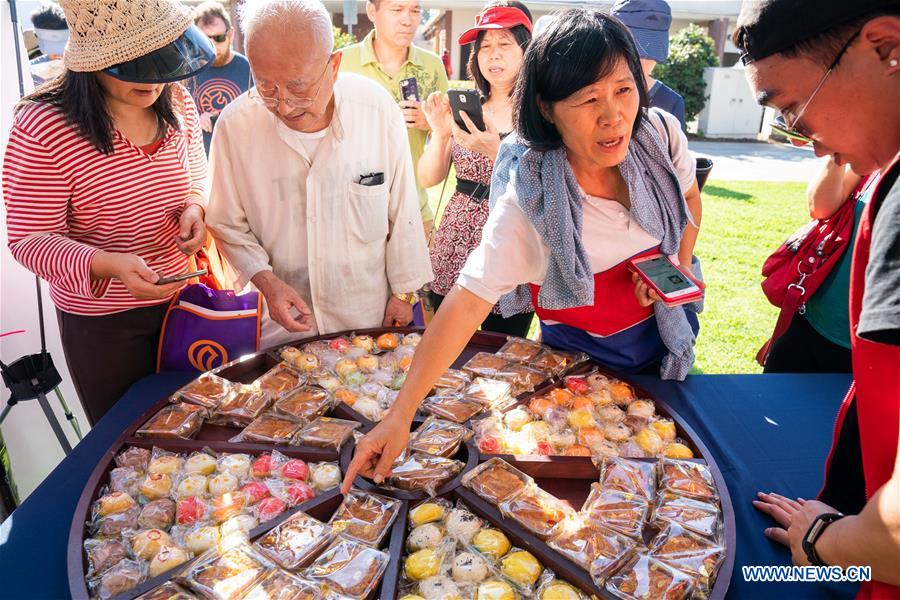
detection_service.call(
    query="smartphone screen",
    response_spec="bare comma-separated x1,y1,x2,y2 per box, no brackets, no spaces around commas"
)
633,257,699,297
399,77,420,102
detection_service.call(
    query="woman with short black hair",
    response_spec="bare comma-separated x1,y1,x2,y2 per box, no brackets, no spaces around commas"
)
345,8,704,488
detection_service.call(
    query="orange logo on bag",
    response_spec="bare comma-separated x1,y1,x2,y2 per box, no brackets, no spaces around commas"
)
188,340,229,371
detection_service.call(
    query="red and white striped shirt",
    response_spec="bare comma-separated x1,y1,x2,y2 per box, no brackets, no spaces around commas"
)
3,84,208,316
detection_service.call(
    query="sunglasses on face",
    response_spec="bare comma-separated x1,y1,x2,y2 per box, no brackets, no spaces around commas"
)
208,33,228,43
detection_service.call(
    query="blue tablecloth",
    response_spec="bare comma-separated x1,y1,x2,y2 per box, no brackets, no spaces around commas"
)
0,372,859,599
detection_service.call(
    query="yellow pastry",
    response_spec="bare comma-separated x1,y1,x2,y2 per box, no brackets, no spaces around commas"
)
664,442,695,459
141,473,172,500
184,453,216,475
567,408,596,430
501,550,542,587
131,529,171,560
476,580,515,600
410,502,445,527
405,548,441,581
176,475,208,498
97,492,136,517
148,455,182,475
148,545,188,577
541,581,582,599
634,428,664,455
650,419,677,442
472,528,511,559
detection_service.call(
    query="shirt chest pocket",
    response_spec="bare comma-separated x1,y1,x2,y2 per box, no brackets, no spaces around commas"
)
347,181,390,244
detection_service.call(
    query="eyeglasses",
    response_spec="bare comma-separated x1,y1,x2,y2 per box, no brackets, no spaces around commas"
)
769,30,860,147
207,33,228,43
248,56,333,112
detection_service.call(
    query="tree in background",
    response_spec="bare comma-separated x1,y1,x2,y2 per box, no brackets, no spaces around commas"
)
654,24,719,124
333,27,357,50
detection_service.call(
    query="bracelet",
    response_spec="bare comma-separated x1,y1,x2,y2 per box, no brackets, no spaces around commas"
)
802,512,843,566
392,292,418,305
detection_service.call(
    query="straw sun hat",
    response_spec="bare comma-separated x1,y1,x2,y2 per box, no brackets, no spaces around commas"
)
59,0,193,73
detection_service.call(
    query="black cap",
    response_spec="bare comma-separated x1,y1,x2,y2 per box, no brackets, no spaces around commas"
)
735,0,900,64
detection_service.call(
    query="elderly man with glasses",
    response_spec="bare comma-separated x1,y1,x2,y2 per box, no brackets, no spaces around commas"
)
206,0,432,348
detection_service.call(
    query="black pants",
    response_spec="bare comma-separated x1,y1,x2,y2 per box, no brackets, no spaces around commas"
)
429,291,534,338
764,313,852,373
57,302,169,425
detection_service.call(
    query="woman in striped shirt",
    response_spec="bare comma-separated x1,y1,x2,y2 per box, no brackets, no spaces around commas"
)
3,0,215,424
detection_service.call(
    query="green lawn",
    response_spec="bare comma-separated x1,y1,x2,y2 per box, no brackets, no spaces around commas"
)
426,178,810,374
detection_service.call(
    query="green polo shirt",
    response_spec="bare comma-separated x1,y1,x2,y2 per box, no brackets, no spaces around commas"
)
340,31,448,223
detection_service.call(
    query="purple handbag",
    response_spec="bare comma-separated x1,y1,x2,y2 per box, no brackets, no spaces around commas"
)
157,284,261,372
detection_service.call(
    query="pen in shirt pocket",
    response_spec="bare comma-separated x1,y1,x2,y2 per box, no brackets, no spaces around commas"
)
358,172,384,186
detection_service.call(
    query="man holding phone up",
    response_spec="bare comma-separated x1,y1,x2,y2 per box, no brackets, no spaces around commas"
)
340,0,449,234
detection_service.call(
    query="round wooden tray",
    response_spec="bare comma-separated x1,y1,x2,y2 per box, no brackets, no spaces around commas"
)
67,327,735,599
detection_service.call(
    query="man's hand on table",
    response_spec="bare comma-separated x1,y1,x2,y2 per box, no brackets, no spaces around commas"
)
252,271,313,333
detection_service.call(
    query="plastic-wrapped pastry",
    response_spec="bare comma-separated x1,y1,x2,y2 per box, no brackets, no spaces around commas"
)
649,419,677,442
465,378,514,408
130,528,172,560
496,337,544,362
309,462,341,491
115,446,151,470
500,549,543,588
420,393,485,424
235,414,302,444
210,491,248,523
134,581,197,600
445,507,482,544
548,520,633,574
149,452,183,475
531,348,587,376
176,496,208,526
653,493,720,539
402,332,422,346
303,537,390,599
475,579,516,600
328,489,402,546
664,443,694,460
405,547,443,581
84,538,128,576
210,388,271,428
255,510,336,570
181,524,221,554
627,399,656,420
659,459,717,501
407,523,445,551
600,457,657,499
218,453,252,478
351,335,376,352
176,473,212,499
220,514,259,540
452,551,489,583
433,369,472,392
634,428,665,455
498,486,574,539
461,458,530,505
241,481,270,504
462,352,509,377
184,451,217,475
95,506,140,537
139,499,176,530
141,472,173,500
180,544,273,600
419,575,463,600
91,558,146,600
409,500,448,527
494,362,549,395
137,403,206,440
605,553,695,600
609,381,637,404
409,417,473,457
149,545,189,577
241,569,324,600
387,452,464,496
273,386,332,422
472,528,511,559
175,373,233,409
582,485,650,539
254,364,304,398
280,346,320,372
537,578,585,600
94,491,137,518
281,458,309,481
649,521,725,592
294,416,359,450
209,473,240,496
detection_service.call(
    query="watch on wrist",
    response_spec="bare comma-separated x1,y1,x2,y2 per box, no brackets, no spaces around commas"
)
393,292,418,305
802,512,843,566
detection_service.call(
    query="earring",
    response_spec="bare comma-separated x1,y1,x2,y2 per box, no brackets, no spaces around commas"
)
891,58,899,67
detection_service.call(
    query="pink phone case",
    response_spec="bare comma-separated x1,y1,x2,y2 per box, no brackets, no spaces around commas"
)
629,255,703,307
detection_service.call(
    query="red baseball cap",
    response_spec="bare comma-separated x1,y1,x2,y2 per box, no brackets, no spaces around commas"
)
457,6,533,45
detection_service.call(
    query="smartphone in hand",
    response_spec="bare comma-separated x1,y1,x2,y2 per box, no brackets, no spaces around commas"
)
399,77,420,102
629,254,703,307
156,268,207,285
447,89,485,133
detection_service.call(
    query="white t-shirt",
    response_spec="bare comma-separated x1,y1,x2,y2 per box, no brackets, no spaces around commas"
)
458,109,696,305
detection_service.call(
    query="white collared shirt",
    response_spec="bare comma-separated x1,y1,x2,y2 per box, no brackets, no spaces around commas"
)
206,73,433,348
